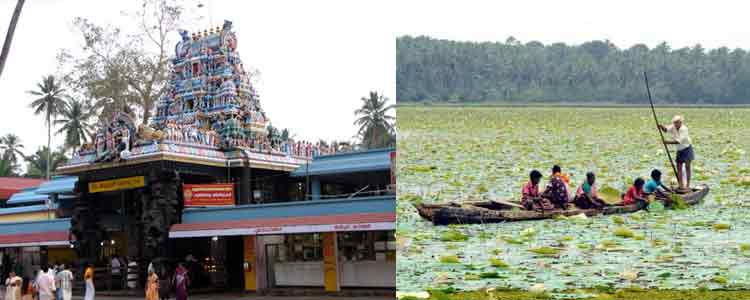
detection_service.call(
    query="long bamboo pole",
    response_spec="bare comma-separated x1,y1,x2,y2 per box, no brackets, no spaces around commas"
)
643,71,679,180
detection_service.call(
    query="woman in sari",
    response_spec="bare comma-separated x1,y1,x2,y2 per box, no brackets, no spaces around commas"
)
5,271,22,300
84,264,95,300
173,263,190,300
145,270,159,300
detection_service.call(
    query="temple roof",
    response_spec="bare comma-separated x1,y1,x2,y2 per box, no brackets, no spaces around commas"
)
290,148,394,177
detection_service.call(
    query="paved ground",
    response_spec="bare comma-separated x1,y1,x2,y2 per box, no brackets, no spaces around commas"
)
70,296,392,300
0,289,394,300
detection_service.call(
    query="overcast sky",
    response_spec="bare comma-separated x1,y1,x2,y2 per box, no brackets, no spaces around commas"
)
0,0,396,159
2,0,750,160
393,0,750,50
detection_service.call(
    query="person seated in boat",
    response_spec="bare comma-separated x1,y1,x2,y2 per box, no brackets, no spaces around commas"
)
542,165,570,209
521,170,554,211
623,177,649,211
644,169,672,197
573,172,607,209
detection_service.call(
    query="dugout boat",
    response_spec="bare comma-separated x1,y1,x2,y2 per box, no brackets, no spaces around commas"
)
414,184,709,225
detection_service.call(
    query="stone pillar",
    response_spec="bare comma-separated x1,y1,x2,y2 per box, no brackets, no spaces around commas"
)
311,179,321,200
322,232,340,292
240,167,251,204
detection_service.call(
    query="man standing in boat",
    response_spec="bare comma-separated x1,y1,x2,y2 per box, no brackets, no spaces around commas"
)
658,115,693,190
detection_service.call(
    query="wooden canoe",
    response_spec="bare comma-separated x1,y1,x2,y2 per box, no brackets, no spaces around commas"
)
414,184,709,225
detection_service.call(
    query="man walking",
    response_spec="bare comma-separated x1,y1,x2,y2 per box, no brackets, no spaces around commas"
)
56,265,73,300
658,115,694,190
36,266,56,300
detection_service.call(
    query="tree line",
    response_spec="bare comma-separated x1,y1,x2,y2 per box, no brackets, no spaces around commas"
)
397,35,750,104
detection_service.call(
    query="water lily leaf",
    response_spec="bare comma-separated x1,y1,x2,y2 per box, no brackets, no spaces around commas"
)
528,246,561,256
439,255,460,264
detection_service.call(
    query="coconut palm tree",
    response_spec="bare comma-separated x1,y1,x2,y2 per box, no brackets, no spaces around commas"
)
54,99,93,153
24,146,68,179
0,0,25,79
27,75,67,179
0,133,25,173
0,157,14,177
354,91,395,149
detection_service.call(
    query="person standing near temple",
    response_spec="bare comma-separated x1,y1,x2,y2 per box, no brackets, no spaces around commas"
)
172,263,190,300
36,266,56,300
145,270,159,300
4,270,22,300
84,264,95,300
55,266,73,300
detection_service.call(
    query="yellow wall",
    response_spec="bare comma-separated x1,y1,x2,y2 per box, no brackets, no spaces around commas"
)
322,232,339,292
243,236,257,291
47,247,77,266
0,211,55,223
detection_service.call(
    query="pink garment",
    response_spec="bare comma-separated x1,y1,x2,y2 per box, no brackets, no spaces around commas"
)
36,273,55,300
521,181,540,200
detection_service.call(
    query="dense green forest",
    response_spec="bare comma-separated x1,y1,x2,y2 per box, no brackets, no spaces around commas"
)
397,36,750,104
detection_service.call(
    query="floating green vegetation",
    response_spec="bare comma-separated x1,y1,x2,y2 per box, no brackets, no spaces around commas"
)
441,230,469,242
439,255,460,264
527,246,561,257
711,275,728,285
713,223,731,231
671,194,688,210
478,272,502,279
489,258,509,268
397,107,750,294
613,226,635,238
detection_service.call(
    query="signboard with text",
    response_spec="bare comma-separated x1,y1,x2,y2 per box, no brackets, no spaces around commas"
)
89,176,145,193
183,184,235,207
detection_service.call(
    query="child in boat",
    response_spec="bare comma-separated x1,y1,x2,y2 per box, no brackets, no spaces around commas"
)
623,177,649,210
644,169,672,196
542,165,570,209
521,170,554,211
573,172,607,209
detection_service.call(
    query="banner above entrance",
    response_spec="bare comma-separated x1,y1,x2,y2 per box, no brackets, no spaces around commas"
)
89,176,145,193
183,184,235,207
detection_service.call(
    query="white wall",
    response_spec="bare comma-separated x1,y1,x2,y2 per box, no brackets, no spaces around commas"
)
274,261,324,286
340,261,395,287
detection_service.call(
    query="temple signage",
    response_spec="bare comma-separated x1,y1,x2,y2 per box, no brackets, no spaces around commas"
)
89,176,145,193
183,184,235,207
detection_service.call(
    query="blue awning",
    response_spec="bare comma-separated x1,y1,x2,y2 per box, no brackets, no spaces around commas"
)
290,148,394,177
35,176,77,195
0,204,55,216
181,195,395,223
6,189,48,205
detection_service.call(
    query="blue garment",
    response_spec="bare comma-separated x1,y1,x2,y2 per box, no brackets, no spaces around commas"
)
644,179,661,194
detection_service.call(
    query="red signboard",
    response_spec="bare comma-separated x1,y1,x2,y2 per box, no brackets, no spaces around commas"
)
183,184,235,207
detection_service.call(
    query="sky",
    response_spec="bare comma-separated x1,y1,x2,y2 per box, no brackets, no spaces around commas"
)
0,0,396,161
2,0,750,162
393,0,750,50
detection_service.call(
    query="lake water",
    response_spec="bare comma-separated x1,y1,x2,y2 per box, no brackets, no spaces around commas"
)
396,106,750,294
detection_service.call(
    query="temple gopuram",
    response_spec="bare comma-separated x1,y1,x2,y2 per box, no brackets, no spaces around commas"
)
0,20,396,293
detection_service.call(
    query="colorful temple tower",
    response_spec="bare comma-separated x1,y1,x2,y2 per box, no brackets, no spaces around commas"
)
153,20,269,150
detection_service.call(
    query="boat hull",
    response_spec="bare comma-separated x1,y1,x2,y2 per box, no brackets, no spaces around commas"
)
414,184,709,225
